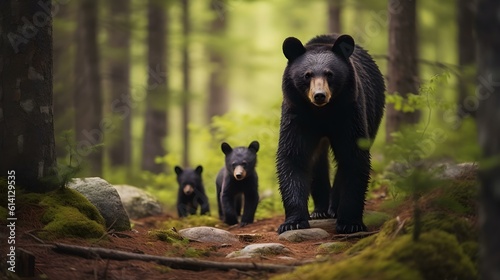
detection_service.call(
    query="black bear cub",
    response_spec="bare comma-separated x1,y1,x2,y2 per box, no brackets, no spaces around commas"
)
216,141,260,226
277,34,385,234
175,165,210,218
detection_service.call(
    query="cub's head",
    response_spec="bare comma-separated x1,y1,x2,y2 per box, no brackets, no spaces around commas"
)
282,34,355,107
174,165,203,196
221,141,259,181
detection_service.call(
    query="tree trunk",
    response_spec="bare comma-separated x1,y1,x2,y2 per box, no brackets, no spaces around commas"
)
0,0,58,192
327,0,342,34
456,0,476,119
385,0,420,143
107,0,131,167
181,0,191,167
74,0,103,176
476,1,500,278
141,0,168,174
207,0,229,123
53,2,75,158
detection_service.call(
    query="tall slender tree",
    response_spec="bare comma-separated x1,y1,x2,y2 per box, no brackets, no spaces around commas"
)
327,0,342,34
181,0,191,167
53,1,75,158
476,0,500,278
385,0,420,143
207,0,229,123
107,0,132,167
456,0,476,119
74,0,103,176
142,0,168,173
0,0,58,192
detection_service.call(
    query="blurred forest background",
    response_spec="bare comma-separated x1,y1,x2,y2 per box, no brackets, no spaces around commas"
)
49,0,479,215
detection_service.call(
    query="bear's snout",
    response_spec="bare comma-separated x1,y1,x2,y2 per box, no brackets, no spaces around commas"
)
313,92,326,103
233,166,247,180
183,184,194,195
309,77,331,106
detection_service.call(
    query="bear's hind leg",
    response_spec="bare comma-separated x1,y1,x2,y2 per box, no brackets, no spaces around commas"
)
310,141,332,220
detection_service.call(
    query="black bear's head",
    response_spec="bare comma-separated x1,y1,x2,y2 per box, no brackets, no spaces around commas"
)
282,34,355,107
221,141,259,181
174,165,203,196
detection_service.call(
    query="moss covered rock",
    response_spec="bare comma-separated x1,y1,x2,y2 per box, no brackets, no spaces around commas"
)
37,188,106,239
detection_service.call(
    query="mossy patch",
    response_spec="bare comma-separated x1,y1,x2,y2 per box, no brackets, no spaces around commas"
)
148,229,185,244
317,242,351,254
364,210,391,228
274,230,476,280
161,215,223,230
407,212,475,243
24,188,106,239
272,257,422,280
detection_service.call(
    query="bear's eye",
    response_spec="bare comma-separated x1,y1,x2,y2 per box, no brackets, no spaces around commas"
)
324,70,333,78
304,72,313,80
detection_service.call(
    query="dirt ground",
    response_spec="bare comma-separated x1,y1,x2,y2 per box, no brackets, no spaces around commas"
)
3,197,385,280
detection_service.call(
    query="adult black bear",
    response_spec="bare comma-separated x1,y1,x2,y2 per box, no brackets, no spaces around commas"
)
175,165,210,218
277,34,385,234
216,141,260,226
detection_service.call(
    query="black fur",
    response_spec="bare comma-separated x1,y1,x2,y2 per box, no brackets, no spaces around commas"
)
216,141,260,226
277,34,385,234
175,165,210,218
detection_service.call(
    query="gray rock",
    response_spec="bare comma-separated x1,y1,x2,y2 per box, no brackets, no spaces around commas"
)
113,184,163,219
278,228,330,242
438,162,478,180
178,226,239,244
226,243,291,258
309,219,336,232
68,177,131,231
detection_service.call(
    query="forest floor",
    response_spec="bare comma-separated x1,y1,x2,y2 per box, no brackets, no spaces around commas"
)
6,195,389,280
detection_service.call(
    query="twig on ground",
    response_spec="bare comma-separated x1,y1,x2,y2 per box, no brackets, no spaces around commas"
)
52,243,296,273
332,231,380,241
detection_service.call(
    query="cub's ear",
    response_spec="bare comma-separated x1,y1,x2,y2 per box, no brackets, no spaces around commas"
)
174,166,183,175
195,165,203,174
332,34,355,59
221,142,233,155
283,37,306,61
248,141,260,153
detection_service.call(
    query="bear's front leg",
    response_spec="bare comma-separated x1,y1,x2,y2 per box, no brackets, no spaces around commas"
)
331,141,370,234
221,189,238,225
197,191,210,215
276,122,316,234
240,186,259,226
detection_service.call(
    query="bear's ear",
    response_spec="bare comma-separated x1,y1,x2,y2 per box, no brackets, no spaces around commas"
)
332,34,355,59
195,165,203,174
174,166,183,175
248,141,260,153
283,37,306,61
221,142,233,155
